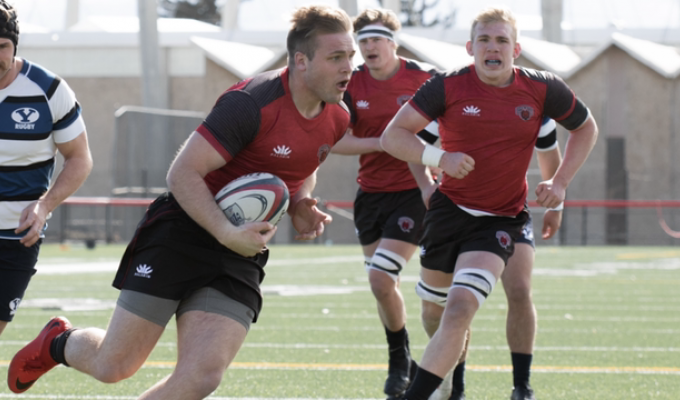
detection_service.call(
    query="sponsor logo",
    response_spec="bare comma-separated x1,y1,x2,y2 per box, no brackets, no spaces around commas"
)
272,145,292,158
496,231,512,249
419,246,426,257
317,144,331,163
462,105,481,116
15,378,36,391
134,264,153,279
397,94,412,106
12,107,39,130
356,100,369,109
398,216,415,232
515,105,535,121
9,297,20,316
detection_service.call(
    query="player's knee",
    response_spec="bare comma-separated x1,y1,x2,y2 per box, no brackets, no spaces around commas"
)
92,362,139,383
178,365,224,396
420,301,444,336
504,282,533,306
416,280,448,307
366,249,406,283
451,268,497,308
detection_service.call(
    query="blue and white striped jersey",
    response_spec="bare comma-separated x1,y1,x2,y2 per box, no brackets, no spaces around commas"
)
0,59,86,239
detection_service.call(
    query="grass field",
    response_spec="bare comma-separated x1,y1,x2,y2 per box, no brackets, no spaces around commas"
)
1,243,679,399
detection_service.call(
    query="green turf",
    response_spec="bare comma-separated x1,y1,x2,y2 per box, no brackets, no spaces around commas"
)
1,244,679,399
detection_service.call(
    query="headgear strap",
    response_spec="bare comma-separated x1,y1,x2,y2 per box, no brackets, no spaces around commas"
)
356,24,394,42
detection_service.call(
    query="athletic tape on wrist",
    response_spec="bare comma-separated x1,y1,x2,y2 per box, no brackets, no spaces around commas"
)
421,145,446,168
548,202,564,211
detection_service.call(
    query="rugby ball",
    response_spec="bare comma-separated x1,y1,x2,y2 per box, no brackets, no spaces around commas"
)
215,172,290,227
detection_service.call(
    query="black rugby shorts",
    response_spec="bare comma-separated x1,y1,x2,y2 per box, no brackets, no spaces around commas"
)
0,239,40,321
419,190,529,273
112,193,268,322
353,188,426,246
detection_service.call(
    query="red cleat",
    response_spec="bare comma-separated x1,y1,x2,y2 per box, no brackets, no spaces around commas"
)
7,316,72,393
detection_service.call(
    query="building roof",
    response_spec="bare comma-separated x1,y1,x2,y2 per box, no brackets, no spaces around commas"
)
564,32,680,79
190,36,284,80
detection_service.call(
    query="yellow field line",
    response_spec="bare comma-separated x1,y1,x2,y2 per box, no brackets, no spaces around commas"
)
616,251,680,260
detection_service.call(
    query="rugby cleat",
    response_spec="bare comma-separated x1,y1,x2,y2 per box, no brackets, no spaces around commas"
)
449,389,466,400
510,385,536,400
7,316,72,393
384,350,413,396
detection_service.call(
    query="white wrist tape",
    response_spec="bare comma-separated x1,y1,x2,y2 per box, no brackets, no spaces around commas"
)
548,202,564,211
421,145,446,168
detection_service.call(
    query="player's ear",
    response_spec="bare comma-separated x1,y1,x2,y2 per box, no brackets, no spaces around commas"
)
294,51,308,71
465,40,473,56
513,41,522,59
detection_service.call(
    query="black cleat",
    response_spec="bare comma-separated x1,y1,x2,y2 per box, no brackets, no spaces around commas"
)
383,351,413,396
449,388,466,400
511,385,536,400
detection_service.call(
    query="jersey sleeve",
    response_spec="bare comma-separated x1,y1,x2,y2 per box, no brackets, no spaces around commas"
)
197,90,261,161
50,79,86,144
409,73,447,122
543,73,589,131
416,120,440,145
535,116,557,151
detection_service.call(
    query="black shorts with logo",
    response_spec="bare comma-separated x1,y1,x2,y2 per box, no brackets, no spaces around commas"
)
517,212,535,247
353,188,426,246
0,239,40,322
112,192,268,322
420,190,530,273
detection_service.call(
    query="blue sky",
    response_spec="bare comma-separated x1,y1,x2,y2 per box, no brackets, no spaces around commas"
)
11,0,680,32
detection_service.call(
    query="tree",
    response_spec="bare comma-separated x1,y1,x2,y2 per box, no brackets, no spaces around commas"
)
381,0,456,28
158,0,222,25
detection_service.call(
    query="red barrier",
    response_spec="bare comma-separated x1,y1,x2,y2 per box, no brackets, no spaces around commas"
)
62,197,680,209
322,199,680,209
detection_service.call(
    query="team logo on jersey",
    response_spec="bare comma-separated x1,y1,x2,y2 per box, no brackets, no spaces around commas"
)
356,100,370,109
398,217,415,232
397,95,412,106
134,264,153,279
317,144,331,163
11,107,40,129
272,145,292,158
9,298,21,316
462,105,481,116
515,105,535,121
496,231,512,249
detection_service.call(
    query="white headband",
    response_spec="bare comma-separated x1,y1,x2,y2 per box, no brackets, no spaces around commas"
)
356,24,395,42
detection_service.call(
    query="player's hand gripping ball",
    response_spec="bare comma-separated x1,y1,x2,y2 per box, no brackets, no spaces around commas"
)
215,173,290,227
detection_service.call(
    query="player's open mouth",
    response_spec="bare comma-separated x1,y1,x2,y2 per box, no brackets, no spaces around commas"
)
367,55,378,60
337,80,349,90
485,59,501,66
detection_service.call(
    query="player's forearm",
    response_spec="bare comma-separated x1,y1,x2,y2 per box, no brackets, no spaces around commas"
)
408,163,436,191
536,147,562,181
553,117,598,188
167,165,234,240
331,132,381,155
287,171,317,216
41,150,92,213
381,125,426,164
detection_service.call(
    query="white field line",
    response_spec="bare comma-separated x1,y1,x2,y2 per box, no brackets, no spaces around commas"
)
2,340,679,354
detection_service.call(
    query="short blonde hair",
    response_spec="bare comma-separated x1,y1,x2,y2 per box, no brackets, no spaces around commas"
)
353,8,401,33
470,7,518,42
287,5,353,67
